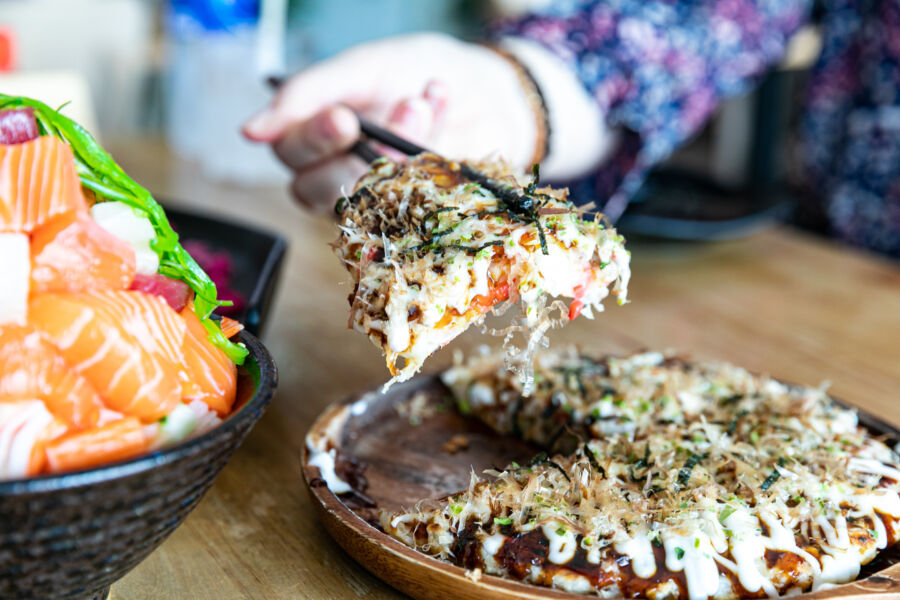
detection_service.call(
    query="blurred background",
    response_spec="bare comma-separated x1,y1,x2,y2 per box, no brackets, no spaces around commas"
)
0,0,823,236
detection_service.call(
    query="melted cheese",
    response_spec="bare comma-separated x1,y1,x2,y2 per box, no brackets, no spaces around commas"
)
662,530,721,600
306,447,352,494
543,521,578,564
482,533,505,557
614,533,656,579
305,406,354,494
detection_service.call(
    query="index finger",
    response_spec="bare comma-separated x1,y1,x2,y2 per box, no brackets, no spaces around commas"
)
242,48,381,143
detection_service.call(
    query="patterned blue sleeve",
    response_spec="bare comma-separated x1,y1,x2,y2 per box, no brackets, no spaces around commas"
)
493,0,812,215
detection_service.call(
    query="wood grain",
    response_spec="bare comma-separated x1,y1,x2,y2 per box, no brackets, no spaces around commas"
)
106,139,900,599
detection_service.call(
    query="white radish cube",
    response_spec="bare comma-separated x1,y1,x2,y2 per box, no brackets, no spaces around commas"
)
0,233,30,325
90,201,160,274
0,400,53,480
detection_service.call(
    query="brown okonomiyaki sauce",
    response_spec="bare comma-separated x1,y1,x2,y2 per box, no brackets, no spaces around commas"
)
362,489,900,598
613,544,688,599
446,526,796,600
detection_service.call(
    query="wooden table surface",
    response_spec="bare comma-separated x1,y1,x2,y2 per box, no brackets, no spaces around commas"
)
107,139,900,599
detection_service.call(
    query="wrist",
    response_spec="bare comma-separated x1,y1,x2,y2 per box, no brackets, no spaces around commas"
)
497,37,618,180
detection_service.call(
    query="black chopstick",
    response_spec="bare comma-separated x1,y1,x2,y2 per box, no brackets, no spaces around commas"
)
264,76,383,164
356,117,428,156
265,77,602,223
353,116,529,211
350,140,382,163
264,75,531,207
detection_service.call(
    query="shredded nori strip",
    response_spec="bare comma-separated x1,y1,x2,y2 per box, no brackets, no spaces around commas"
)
634,445,651,470
444,240,504,255
646,486,665,497
761,457,788,492
728,409,750,434
553,367,588,396
534,218,549,255
677,452,710,488
418,206,457,234
406,161,557,258
629,445,652,482
584,443,606,477
404,239,503,257
529,451,571,482
428,221,465,239
719,394,745,405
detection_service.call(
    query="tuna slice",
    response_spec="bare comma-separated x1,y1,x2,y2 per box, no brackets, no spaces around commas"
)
0,109,39,145
130,273,193,312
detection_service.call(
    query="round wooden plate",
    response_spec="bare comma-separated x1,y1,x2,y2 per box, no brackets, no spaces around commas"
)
302,373,900,600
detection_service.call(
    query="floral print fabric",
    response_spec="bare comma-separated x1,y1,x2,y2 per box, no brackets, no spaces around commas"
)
496,0,900,257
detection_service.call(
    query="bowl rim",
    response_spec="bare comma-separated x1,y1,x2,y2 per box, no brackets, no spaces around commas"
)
0,328,277,495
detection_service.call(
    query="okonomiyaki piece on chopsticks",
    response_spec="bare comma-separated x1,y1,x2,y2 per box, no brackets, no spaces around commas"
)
333,154,630,388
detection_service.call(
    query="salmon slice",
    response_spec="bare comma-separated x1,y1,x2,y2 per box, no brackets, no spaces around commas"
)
29,292,183,422
0,397,69,479
219,315,243,339
31,212,136,293
0,136,87,233
86,289,187,362
0,324,104,429
179,304,237,415
44,417,148,474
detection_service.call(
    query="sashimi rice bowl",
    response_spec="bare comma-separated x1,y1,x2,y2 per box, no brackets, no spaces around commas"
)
0,95,277,597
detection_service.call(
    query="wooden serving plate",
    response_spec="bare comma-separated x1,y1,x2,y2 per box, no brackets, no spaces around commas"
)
302,374,900,600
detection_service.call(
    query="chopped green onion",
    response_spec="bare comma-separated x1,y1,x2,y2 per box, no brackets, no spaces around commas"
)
718,506,737,524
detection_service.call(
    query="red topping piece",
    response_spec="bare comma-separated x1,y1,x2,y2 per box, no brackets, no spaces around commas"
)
0,108,39,145
568,284,586,321
181,241,245,316
129,273,193,312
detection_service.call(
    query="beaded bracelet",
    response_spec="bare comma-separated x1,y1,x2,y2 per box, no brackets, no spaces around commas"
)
484,44,551,167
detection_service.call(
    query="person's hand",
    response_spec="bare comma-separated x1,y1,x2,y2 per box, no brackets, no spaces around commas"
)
242,33,538,211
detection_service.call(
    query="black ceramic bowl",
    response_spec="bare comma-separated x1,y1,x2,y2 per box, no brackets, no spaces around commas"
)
0,329,277,600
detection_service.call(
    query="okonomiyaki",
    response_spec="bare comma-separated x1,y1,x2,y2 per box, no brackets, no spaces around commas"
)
380,350,900,599
333,154,630,387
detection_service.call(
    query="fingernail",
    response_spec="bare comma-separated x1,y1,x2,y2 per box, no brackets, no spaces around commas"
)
315,106,358,143
242,110,279,141
329,106,359,140
391,98,430,132
424,80,449,107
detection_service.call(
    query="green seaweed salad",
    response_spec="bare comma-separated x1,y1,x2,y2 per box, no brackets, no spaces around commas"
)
0,94,247,364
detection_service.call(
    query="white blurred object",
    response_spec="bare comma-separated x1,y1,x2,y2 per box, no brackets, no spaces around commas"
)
90,201,159,275
165,0,294,185
1,0,152,134
0,71,99,138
